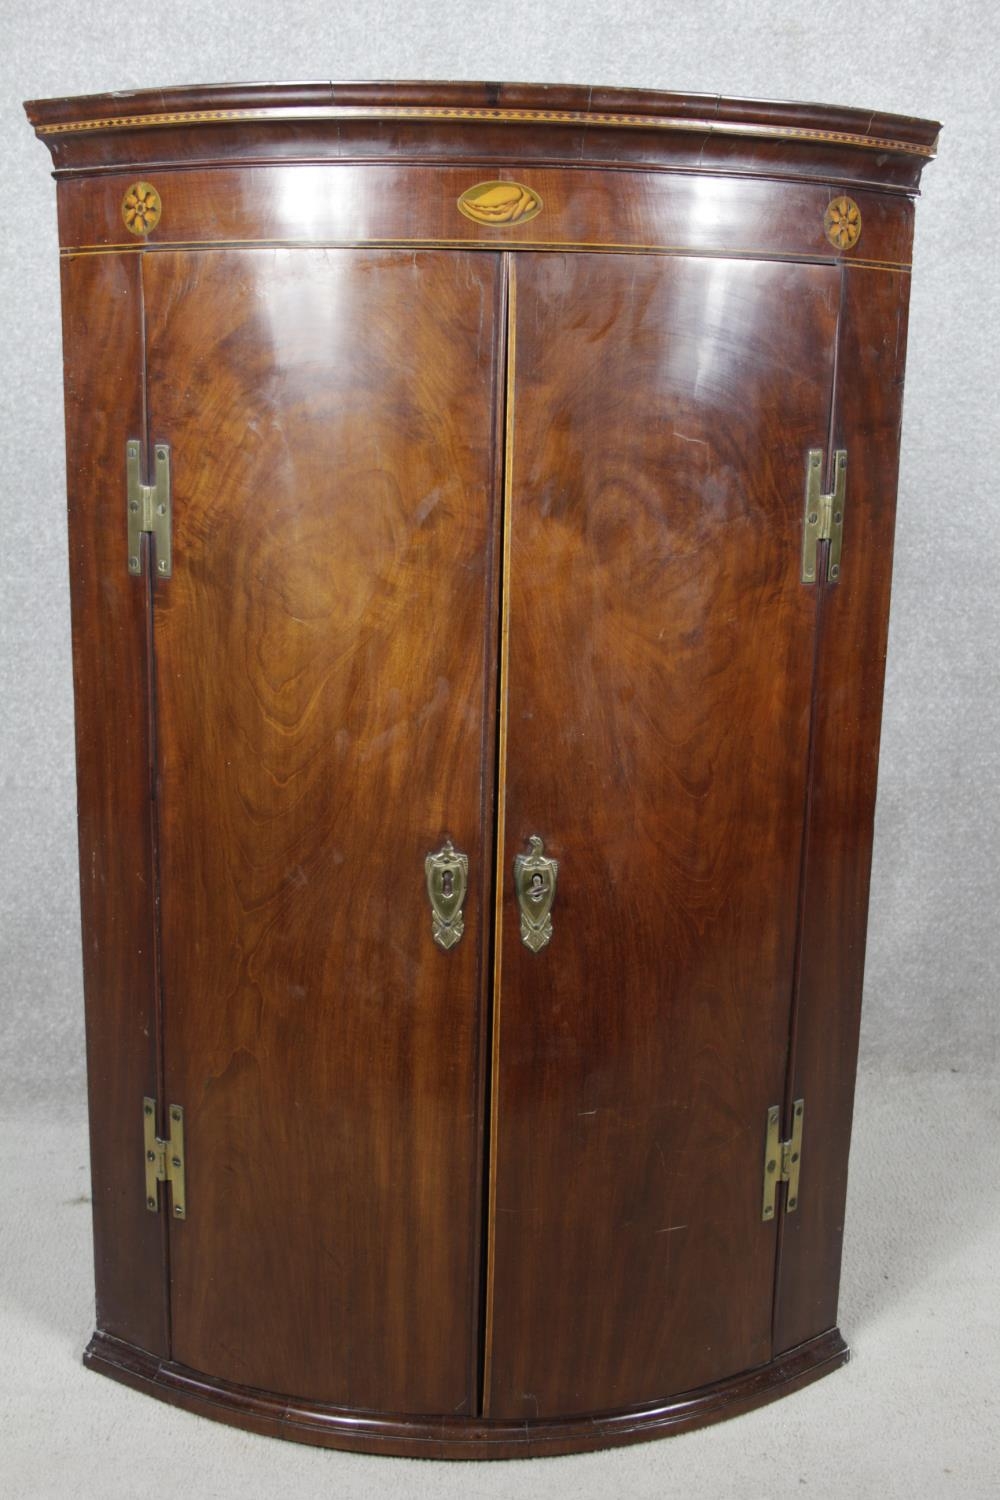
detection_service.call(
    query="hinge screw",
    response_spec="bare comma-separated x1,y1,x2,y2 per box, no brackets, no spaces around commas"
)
158,560,168,573
129,500,139,513
146,1150,156,1162
147,1196,156,1209
129,556,139,570
172,1156,181,1168
171,1109,181,1121
174,1205,184,1216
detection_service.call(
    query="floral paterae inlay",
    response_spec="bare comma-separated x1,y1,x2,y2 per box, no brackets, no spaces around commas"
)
823,195,862,251
122,182,161,236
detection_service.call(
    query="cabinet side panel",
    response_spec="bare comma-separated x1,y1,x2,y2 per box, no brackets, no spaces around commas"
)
774,266,912,1352
60,251,167,1354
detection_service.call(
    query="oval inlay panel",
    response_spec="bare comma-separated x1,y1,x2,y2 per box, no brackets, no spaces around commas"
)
122,181,162,236
823,195,862,250
457,180,543,226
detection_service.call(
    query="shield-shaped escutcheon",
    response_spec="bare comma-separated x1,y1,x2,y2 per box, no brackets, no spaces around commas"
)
514,834,559,953
425,839,469,951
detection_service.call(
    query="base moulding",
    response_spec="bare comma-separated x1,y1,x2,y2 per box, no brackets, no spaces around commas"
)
84,1326,849,1460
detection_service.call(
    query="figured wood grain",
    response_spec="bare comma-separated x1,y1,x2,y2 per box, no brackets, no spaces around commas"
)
25,80,939,191
32,84,937,1452
143,247,501,1414
83,1324,848,1458
773,269,911,1352
25,78,939,151
53,164,915,272
40,123,935,193
60,254,167,1353
485,251,840,1418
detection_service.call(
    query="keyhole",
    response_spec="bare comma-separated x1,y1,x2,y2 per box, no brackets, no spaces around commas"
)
442,870,454,897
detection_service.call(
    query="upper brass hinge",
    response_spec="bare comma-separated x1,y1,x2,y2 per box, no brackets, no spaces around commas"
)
761,1099,804,1221
143,1097,186,1219
127,439,172,578
801,448,846,584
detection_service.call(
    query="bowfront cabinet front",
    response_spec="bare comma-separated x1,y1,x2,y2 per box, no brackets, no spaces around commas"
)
26,81,938,1458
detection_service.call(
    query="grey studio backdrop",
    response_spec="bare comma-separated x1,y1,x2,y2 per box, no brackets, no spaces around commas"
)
1,2,998,1498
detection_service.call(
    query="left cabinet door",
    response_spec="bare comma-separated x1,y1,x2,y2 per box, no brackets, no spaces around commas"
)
142,248,503,1414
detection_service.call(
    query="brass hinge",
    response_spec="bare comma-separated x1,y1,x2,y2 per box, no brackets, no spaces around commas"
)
143,1097,186,1219
127,439,172,578
761,1099,804,1221
801,448,847,584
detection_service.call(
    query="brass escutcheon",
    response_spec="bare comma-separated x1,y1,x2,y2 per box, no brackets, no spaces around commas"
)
514,834,559,953
425,839,469,950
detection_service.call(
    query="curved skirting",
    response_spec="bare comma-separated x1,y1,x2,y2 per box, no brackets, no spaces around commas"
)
84,1328,848,1460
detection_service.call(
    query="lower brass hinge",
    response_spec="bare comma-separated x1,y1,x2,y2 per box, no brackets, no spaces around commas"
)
761,1099,804,1221
127,440,172,578
801,448,847,584
143,1097,186,1219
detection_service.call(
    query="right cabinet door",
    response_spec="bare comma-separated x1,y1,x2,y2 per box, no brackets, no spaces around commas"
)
486,252,842,1418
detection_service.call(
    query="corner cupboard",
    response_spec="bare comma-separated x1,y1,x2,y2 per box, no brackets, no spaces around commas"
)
25,80,938,1458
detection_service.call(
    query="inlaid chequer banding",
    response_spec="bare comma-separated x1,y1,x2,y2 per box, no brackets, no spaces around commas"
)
34,104,936,158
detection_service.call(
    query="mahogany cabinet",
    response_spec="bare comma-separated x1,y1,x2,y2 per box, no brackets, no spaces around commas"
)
25,81,938,1458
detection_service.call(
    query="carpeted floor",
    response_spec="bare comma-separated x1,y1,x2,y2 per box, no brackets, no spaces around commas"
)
1,1068,997,1499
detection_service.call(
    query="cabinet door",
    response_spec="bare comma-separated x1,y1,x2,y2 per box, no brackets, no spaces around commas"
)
143,248,502,1414
486,252,840,1417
